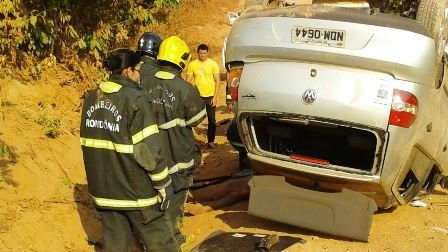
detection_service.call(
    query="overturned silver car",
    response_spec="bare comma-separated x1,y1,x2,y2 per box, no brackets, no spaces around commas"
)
225,1,448,209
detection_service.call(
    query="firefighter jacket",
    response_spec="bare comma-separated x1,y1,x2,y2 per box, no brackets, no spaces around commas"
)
140,56,160,89
80,75,171,211
142,65,206,191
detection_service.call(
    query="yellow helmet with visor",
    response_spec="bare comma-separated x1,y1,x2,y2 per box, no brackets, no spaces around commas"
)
157,36,191,69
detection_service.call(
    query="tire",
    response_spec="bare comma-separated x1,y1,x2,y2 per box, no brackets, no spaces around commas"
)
440,175,448,188
416,0,448,62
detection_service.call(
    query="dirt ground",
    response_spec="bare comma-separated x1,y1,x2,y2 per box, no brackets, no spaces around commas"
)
1,0,448,251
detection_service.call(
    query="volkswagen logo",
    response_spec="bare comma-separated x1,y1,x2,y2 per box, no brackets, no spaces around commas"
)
301,89,317,104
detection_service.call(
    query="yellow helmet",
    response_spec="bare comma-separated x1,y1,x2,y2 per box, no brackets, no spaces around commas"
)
157,36,191,69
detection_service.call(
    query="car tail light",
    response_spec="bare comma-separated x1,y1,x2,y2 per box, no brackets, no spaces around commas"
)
388,89,418,128
227,66,243,101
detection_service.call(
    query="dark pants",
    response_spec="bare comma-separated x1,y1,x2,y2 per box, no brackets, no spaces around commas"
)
167,172,194,247
97,209,177,252
202,96,216,143
166,189,189,247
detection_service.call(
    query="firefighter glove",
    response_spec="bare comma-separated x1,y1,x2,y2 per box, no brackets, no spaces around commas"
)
157,184,173,211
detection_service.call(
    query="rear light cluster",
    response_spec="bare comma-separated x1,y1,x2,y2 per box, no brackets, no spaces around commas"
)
227,66,243,101
388,89,418,128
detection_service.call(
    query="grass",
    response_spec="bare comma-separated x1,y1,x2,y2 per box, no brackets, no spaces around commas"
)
36,113,63,138
60,177,73,188
0,143,9,157
35,100,64,138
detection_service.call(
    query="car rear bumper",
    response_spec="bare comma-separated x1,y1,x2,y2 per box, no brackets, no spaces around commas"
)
250,157,394,208
248,175,378,241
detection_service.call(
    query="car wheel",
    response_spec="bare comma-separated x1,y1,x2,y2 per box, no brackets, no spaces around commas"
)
416,0,448,87
416,0,448,58
440,175,448,188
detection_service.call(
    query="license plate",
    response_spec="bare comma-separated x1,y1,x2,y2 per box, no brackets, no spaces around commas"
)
292,26,346,48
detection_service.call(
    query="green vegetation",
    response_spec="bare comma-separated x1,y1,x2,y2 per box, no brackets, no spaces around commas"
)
60,176,73,188
0,0,179,68
1,0,180,138
383,0,418,14
36,101,64,138
0,143,10,157
36,113,63,138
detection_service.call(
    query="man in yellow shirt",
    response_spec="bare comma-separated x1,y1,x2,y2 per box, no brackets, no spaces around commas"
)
187,44,220,149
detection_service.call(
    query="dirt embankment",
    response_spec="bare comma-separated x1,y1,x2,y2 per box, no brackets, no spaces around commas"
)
1,0,448,251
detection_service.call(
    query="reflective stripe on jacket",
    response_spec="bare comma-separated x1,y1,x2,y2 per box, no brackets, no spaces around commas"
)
92,194,159,208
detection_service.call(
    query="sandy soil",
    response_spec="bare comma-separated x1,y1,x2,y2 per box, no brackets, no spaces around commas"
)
1,0,448,251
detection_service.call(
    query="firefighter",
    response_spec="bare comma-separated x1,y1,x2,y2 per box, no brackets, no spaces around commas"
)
79,48,177,252
142,36,206,247
137,32,163,89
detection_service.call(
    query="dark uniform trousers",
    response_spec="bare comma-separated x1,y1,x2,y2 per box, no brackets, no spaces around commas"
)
97,208,176,252
166,170,195,247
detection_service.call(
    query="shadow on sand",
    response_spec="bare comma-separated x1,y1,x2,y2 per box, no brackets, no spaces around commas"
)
0,136,18,188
